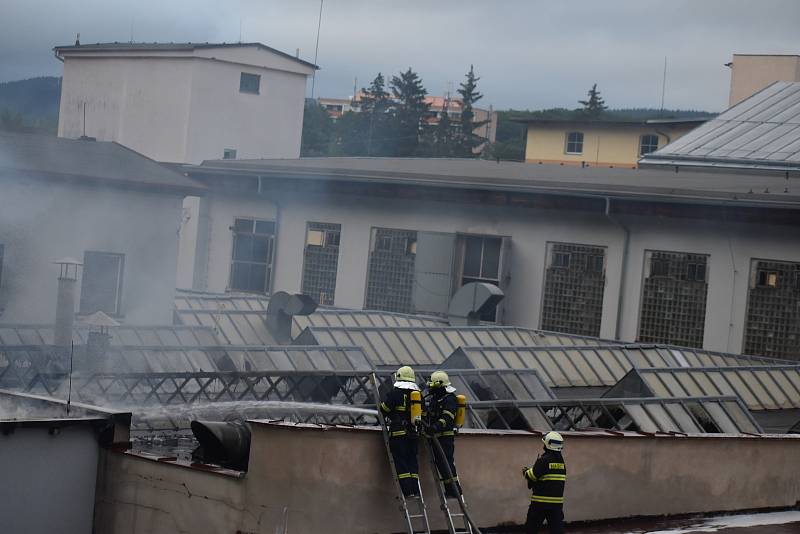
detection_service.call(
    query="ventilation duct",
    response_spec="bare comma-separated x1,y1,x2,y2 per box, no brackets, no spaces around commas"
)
448,282,504,326
265,292,317,344
191,420,251,471
53,258,82,348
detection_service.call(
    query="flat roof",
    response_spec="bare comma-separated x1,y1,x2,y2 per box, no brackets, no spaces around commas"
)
511,117,709,126
53,41,318,70
187,157,800,209
0,132,204,195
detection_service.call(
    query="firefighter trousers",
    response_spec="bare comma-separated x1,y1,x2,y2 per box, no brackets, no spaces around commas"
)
525,504,564,534
430,436,459,496
389,435,419,496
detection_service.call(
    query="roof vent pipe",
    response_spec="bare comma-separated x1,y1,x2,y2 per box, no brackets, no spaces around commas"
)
448,282,505,326
53,258,82,348
265,291,318,344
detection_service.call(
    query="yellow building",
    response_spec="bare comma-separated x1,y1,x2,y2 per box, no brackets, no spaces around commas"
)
517,118,706,168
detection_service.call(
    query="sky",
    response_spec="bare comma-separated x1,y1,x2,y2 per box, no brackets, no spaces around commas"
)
0,0,798,112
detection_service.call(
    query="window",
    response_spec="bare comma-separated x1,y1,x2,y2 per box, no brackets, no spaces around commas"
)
639,134,659,156
541,243,606,337
365,228,417,313
229,218,275,293
80,251,125,316
745,259,800,358
638,251,709,348
239,72,260,94
223,148,237,160
565,132,584,154
301,222,341,306
460,235,503,322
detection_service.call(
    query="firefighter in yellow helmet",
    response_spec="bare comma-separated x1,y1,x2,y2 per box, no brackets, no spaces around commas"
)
522,431,566,534
424,370,461,498
380,366,422,497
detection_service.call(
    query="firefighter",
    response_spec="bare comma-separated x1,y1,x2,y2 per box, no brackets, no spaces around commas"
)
380,365,422,497
522,431,566,534
424,370,460,498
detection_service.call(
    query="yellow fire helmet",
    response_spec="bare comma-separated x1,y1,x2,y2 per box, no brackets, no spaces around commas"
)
428,370,456,392
542,431,564,452
394,365,416,384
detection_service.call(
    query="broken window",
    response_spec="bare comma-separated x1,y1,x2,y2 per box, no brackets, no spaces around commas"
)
365,228,417,313
239,72,260,94
744,259,800,359
638,251,709,348
301,222,341,306
80,251,125,316
540,242,606,337
229,218,275,294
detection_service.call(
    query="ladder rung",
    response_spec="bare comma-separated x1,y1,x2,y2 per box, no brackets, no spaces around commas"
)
408,514,426,519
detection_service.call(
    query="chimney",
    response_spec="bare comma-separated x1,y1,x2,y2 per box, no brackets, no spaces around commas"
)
53,258,82,348
265,291,317,344
448,282,505,326
84,310,119,361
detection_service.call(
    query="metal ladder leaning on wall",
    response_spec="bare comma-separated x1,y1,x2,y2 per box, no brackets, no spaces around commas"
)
425,437,475,534
371,374,432,534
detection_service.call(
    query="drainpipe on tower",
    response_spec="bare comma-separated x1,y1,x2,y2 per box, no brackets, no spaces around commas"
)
53,258,82,348
604,198,630,341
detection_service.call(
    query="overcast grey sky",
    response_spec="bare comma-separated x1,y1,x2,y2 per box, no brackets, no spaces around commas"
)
1,0,798,111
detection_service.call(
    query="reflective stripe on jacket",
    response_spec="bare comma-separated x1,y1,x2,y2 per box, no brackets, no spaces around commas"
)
381,386,415,437
523,450,566,506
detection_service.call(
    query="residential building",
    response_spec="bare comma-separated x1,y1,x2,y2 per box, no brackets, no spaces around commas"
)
177,151,800,359
0,132,202,325
727,54,800,106
54,41,317,164
317,97,355,119
516,117,705,167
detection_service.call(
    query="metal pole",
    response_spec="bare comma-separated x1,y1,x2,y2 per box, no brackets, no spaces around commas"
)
310,0,324,99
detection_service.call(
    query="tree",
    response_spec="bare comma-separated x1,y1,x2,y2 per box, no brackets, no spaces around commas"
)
420,95,457,157
456,64,489,156
390,68,430,156
579,83,607,118
300,100,334,156
360,73,392,156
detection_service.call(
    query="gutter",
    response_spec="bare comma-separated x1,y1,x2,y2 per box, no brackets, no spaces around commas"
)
605,197,630,341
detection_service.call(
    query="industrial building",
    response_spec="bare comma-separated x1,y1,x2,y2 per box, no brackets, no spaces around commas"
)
0,132,203,325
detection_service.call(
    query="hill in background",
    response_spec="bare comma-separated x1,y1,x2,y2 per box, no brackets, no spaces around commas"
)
0,76,61,134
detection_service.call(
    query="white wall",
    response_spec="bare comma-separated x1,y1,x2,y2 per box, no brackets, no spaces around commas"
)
0,177,182,325
187,188,800,355
0,424,99,534
58,49,311,164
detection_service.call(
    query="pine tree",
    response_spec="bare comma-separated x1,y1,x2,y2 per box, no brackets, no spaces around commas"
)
579,83,608,118
390,68,430,156
456,65,490,156
300,101,333,156
360,73,392,156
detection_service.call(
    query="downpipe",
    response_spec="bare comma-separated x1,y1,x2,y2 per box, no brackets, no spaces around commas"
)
605,197,630,341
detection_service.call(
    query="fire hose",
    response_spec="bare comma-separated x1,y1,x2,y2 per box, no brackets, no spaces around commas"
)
428,431,483,534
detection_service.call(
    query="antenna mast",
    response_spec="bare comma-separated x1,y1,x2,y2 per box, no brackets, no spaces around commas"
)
660,56,668,115
310,0,324,98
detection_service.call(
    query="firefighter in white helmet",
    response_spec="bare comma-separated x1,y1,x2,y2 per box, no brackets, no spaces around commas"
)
522,431,566,533
424,370,461,498
380,366,422,497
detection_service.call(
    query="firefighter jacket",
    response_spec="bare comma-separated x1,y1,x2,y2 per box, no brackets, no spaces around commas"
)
523,449,566,506
425,390,457,438
380,384,419,438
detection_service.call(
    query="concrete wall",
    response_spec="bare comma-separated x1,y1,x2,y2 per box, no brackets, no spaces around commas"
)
524,123,696,166
1,424,100,533
0,177,182,325
180,188,800,354
94,423,800,534
58,48,311,164
729,55,800,106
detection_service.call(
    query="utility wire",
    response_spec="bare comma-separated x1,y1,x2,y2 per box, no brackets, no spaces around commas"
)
310,0,324,99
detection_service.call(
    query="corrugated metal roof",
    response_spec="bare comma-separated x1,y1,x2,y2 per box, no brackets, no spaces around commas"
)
0,132,204,194
617,366,800,411
641,81,800,171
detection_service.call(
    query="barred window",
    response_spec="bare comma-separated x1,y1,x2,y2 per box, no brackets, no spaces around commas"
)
744,260,800,359
364,228,417,313
301,222,341,306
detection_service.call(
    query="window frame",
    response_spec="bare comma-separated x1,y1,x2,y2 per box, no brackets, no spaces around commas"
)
79,250,125,317
228,217,276,294
223,148,237,160
461,235,502,283
239,72,261,95
639,134,660,156
565,131,584,155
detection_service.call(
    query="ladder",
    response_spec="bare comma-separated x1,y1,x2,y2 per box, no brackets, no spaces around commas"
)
426,436,475,534
371,374,432,534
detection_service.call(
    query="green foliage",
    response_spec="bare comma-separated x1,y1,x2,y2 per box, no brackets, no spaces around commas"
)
0,76,61,134
455,65,489,157
390,68,431,156
300,100,334,156
579,83,608,117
